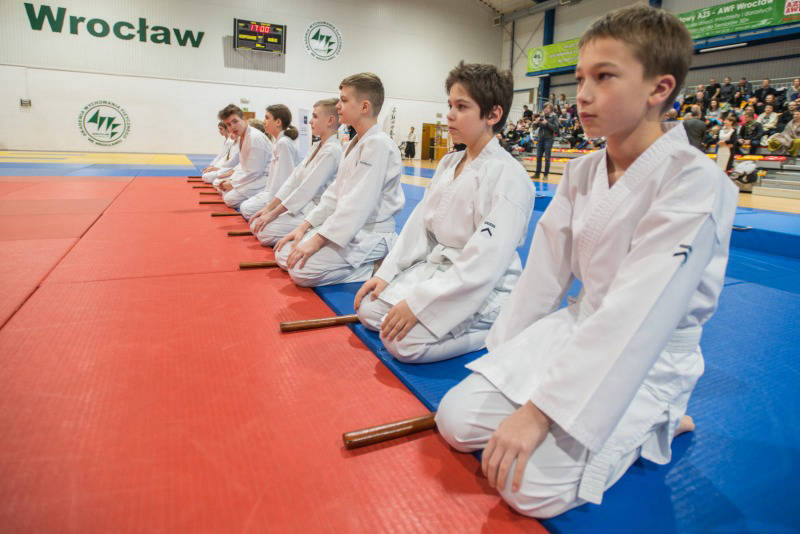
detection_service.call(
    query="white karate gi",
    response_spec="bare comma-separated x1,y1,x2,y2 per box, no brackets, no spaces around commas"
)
275,124,405,287
357,138,535,363
220,126,272,209
203,137,240,184
436,122,738,518
252,135,342,246
240,132,300,220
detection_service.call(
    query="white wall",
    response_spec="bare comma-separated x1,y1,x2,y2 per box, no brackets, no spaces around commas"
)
0,0,501,154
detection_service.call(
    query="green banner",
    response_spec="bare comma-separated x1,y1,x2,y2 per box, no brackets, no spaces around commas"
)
526,38,579,75
678,0,800,39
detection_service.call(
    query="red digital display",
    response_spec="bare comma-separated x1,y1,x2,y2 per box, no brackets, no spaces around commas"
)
234,18,286,53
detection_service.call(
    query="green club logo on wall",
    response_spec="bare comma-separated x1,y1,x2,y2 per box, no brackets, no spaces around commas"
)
304,21,342,61
77,100,131,146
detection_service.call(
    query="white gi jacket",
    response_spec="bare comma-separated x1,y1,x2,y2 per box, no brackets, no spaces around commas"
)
467,122,738,503
376,138,535,338
262,131,300,201
230,126,272,194
305,124,405,267
210,136,234,168
216,138,240,170
275,135,343,217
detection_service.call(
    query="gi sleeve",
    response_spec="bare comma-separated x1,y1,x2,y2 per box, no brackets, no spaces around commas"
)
529,170,733,453
373,176,436,284
305,174,339,228
404,168,534,338
280,149,340,215
316,139,390,248
486,164,575,349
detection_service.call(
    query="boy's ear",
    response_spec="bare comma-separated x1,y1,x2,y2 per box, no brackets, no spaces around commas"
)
486,104,503,129
649,74,676,110
361,99,372,116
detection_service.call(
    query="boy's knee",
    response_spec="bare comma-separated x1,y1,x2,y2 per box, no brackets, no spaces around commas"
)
434,386,481,452
222,191,240,208
383,335,428,363
287,266,323,287
498,478,581,519
356,298,384,330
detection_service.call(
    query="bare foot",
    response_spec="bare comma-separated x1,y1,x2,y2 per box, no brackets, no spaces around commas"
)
674,415,695,437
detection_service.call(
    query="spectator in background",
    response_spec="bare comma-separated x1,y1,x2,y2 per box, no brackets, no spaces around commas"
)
755,78,777,103
716,115,738,172
706,99,722,123
532,103,559,179
738,109,764,154
683,111,707,151
664,108,678,122
730,91,744,108
523,105,533,121
706,78,721,101
767,110,800,157
789,78,800,103
777,100,797,131
756,93,776,115
691,104,705,121
738,77,753,99
719,76,736,103
756,104,779,137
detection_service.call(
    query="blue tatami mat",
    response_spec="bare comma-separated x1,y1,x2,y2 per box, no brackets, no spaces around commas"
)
312,193,800,532
732,207,800,259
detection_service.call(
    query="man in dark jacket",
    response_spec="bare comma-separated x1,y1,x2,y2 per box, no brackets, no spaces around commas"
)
533,103,559,179
738,109,764,154
683,111,707,151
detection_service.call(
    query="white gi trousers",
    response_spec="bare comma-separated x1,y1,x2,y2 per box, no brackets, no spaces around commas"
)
239,191,272,221
357,298,492,363
436,326,702,518
251,211,305,247
274,227,389,287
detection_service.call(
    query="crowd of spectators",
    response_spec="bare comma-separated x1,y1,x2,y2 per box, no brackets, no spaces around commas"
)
672,76,800,163
501,76,800,172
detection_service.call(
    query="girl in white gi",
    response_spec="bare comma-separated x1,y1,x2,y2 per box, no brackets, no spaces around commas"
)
202,123,239,184
239,104,301,220
435,5,738,518
250,98,342,247
274,73,405,287
215,105,273,210
354,63,535,364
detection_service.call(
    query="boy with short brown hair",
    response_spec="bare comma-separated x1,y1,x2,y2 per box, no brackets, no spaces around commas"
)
274,73,404,287
436,4,738,518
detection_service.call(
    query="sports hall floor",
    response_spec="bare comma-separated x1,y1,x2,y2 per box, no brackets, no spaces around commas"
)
0,150,797,533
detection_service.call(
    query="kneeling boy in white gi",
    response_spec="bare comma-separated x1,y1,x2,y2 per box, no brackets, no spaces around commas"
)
250,98,342,247
274,73,404,287
240,104,301,220
435,5,738,518
215,105,272,210
201,122,239,184
354,63,534,363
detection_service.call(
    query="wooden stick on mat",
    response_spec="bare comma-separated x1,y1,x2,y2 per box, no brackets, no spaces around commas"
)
211,212,240,217
192,185,214,189
343,413,436,450
200,200,226,204
239,260,278,269
279,314,359,332
187,179,203,183
187,175,201,178
228,230,253,236
199,192,219,195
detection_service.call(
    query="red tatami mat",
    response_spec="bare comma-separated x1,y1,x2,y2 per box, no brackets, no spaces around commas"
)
46,210,268,283
0,238,77,327
0,178,129,200
0,213,105,240
0,270,539,532
105,177,220,214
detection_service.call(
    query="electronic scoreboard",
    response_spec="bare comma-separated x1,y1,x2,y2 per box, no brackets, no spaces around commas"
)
233,19,286,53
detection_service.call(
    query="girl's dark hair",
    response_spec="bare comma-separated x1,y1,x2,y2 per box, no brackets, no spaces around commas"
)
266,104,298,140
